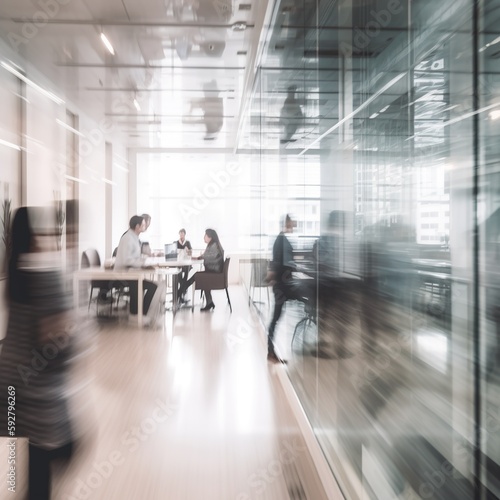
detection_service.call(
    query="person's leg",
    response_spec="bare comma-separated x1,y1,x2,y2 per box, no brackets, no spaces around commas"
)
29,444,50,500
128,280,138,314
179,274,196,296
178,266,188,294
145,280,165,325
142,280,158,314
268,285,286,356
204,289,213,304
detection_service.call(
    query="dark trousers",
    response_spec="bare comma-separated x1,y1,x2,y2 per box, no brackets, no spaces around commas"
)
29,441,74,500
127,280,157,314
268,280,311,354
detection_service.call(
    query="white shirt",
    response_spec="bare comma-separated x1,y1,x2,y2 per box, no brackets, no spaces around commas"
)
114,229,145,270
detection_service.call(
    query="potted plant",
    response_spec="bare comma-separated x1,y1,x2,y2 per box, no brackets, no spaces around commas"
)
54,191,66,251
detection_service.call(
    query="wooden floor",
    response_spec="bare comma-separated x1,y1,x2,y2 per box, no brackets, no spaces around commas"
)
1,286,329,500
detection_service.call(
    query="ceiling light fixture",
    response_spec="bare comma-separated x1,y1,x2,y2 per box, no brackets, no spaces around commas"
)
479,35,500,53
231,22,247,31
490,110,500,120
100,32,115,55
1,61,64,105
0,138,21,151
65,174,88,184
56,118,85,137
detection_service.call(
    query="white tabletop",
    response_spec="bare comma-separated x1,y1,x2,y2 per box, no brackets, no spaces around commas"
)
145,257,203,268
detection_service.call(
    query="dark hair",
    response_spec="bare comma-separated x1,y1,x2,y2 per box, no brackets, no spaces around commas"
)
8,208,32,303
7,207,59,303
205,228,223,254
179,228,186,234
141,213,151,223
328,210,344,229
129,215,144,230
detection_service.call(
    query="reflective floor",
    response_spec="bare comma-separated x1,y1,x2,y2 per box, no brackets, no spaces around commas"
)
0,286,328,500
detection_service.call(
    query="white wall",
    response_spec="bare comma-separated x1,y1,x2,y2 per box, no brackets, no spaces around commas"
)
24,86,66,205
111,145,129,254
0,40,129,338
76,112,107,261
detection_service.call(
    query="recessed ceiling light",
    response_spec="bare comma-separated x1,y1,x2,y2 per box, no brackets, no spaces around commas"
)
100,33,115,55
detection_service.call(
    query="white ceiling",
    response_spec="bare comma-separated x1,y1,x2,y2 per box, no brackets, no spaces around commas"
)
0,0,268,150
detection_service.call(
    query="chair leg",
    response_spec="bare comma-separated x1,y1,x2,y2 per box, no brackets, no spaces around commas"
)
225,288,232,313
88,286,95,312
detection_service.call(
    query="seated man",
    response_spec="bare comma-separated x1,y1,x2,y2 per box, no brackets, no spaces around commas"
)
114,215,159,320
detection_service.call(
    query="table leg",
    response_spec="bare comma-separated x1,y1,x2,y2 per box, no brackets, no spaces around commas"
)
138,277,143,327
172,273,178,316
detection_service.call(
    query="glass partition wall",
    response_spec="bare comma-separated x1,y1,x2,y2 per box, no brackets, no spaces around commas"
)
240,0,500,498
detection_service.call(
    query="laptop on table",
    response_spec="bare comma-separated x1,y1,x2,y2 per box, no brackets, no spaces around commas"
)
164,242,178,261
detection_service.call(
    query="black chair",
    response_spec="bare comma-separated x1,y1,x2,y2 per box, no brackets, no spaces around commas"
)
81,249,113,316
194,257,232,312
110,247,130,309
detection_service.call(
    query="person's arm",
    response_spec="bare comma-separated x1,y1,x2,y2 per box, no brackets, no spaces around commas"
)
269,233,284,273
266,234,283,283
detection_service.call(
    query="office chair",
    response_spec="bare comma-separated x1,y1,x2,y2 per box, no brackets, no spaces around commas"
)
81,248,113,316
194,257,232,312
248,258,270,307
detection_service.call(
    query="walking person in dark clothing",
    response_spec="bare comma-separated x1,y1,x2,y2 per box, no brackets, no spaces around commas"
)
266,214,306,363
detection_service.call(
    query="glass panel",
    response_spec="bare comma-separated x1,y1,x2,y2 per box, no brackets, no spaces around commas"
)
479,1,500,498
243,0,487,497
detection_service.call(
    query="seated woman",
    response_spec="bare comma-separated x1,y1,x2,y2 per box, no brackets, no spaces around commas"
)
179,228,223,311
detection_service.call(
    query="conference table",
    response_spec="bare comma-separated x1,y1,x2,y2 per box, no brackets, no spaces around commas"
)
73,258,203,327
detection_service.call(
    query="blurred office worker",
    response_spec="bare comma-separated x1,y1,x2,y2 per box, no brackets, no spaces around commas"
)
0,207,79,500
114,215,158,317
